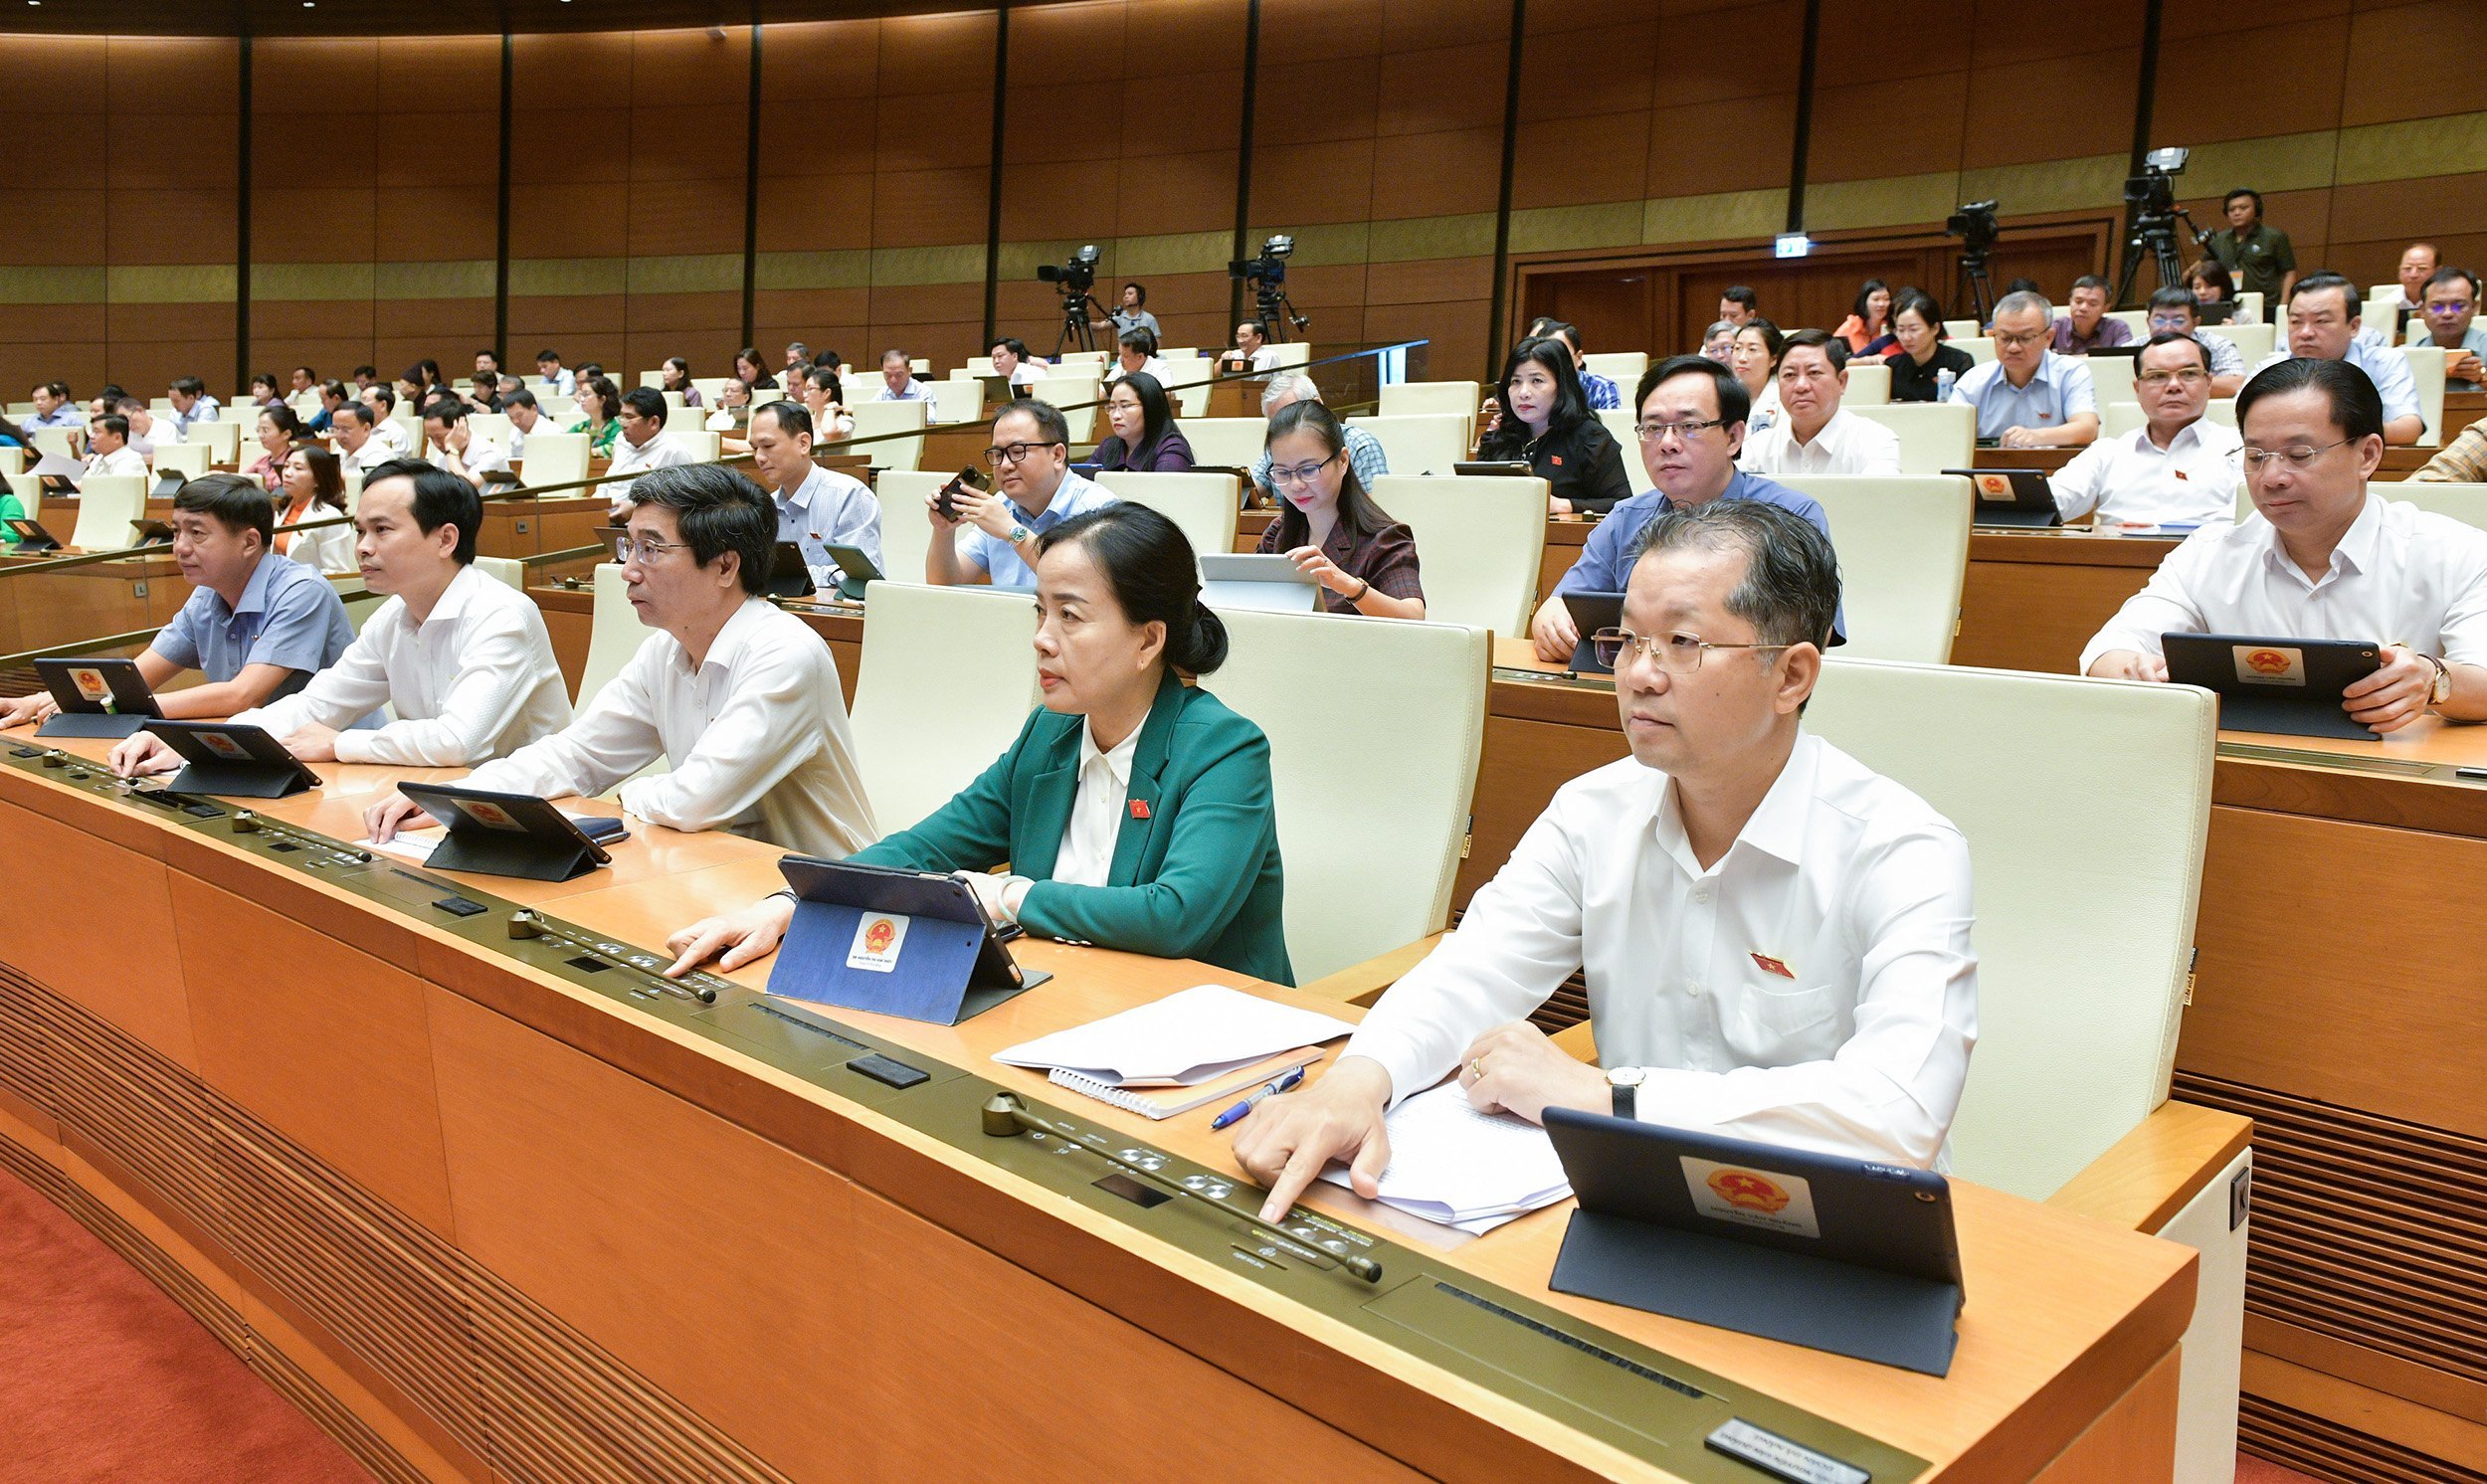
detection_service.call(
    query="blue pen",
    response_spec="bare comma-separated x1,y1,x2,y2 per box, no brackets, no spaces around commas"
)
1209,1064,1307,1130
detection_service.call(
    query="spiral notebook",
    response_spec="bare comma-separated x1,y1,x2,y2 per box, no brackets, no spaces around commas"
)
1047,1050,1322,1120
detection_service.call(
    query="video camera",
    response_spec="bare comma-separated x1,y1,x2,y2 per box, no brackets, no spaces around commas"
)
2125,146,2189,218
1945,200,2001,255
1037,244,1100,296
1230,235,1294,287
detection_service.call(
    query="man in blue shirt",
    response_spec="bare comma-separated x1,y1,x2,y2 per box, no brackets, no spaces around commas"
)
169,376,222,435
924,400,1116,590
25,381,85,430
2249,274,2426,444
1947,291,2099,449
0,474,355,731
1532,318,1622,410
1532,356,1840,661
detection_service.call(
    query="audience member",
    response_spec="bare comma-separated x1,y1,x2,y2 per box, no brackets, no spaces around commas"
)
272,445,357,575
989,337,1043,388
245,405,305,489
247,372,285,413
1738,330,1902,477
1949,290,2099,448
1527,318,1621,410
2250,274,2423,444
2206,188,2297,301
1104,326,1168,385
333,403,397,476
1098,281,1160,339
749,400,881,581
665,502,1287,984
2183,259,2236,312
26,381,83,430
501,388,552,460
601,386,695,517
465,351,503,411
1088,372,1195,472
868,349,931,402
571,375,624,457
361,384,414,455
799,364,855,440
1220,320,1280,373
707,375,754,433
1833,278,1896,357
2051,276,2132,354
2417,267,2485,390
2084,358,2486,730
80,414,147,482
169,376,221,433
425,400,509,483
926,400,1115,589
1248,374,1388,502
304,380,348,435
1718,285,1758,326
1698,319,1737,363
2413,422,2487,482
535,348,576,397
2049,332,2242,528
2373,243,2439,325
113,397,176,457
733,347,779,392
662,357,704,407
1729,319,1785,432
1255,400,1424,620
288,366,316,398
2146,288,2247,395
1477,337,1633,515
351,366,379,392
1884,289,1976,403
783,341,810,371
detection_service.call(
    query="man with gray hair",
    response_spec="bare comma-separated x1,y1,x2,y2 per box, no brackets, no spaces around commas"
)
1249,373,1389,500
1946,288,2099,448
1235,497,1979,1213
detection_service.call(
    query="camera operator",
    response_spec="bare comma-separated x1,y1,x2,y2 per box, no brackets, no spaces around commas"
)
2206,189,2297,302
1091,282,1160,340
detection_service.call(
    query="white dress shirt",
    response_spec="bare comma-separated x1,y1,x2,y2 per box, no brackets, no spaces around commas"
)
1102,357,1170,385
460,597,878,857
1346,733,1979,1169
1948,351,2099,439
540,368,577,397
2048,417,2243,527
1737,408,1904,477
234,564,573,766
2250,341,2422,433
131,415,182,449
776,463,883,579
505,416,543,461
600,431,697,514
2080,491,2487,669
442,438,510,480
374,419,415,457
1053,716,1142,888
82,445,149,482
342,438,399,475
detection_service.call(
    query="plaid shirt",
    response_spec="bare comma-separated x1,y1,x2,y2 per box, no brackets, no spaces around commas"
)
1256,512,1424,613
2415,423,2487,483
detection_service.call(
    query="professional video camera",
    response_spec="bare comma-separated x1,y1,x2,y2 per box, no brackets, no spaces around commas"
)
1945,200,2002,323
1229,236,1308,342
1037,245,1104,354
1036,244,1099,296
2112,147,2208,306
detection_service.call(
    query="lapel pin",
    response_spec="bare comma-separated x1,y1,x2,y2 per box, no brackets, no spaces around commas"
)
1128,799,1151,820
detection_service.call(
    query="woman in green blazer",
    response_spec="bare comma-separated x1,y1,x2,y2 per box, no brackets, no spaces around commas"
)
665,502,1293,985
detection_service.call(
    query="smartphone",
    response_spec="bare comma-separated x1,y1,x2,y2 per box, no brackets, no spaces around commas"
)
935,464,991,521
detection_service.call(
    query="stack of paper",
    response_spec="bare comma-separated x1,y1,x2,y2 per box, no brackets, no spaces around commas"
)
1321,1082,1573,1234
993,984,1354,1086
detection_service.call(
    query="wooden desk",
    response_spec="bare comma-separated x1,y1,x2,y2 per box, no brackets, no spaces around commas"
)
0,728,2194,1482
476,493,606,561
1954,531,2175,673
2443,389,2484,442
0,549,194,656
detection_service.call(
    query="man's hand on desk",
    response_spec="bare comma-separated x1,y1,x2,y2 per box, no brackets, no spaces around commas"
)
1529,596,1581,664
1458,1021,1607,1125
105,731,183,778
2343,645,2436,733
2086,649,2168,683
665,893,797,978
0,692,58,729
365,791,427,842
278,722,339,762
1233,1055,1395,1223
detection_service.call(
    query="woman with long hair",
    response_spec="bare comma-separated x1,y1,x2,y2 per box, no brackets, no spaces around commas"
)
570,376,623,457
662,357,703,407
1730,318,1787,432
1883,290,1975,403
1476,336,1632,515
245,404,306,490
273,445,355,574
1086,372,1195,472
1833,279,1896,357
1254,400,1425,619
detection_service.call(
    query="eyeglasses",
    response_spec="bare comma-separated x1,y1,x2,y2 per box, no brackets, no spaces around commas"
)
2240,440,2348,472
2137,368,2208,386
2147,315,2194,332
1268,453,1340,486
1591,627,1796,675
1991,329,2049,350
2426,299,2474,316
983,441,1063,467
608,531,692,564
1633,418,1725,444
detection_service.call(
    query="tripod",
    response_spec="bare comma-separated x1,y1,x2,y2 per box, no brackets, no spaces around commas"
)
2112,210,2194,308
1958,250,1997,328
1052,291,1104,357
1253,286,1310,343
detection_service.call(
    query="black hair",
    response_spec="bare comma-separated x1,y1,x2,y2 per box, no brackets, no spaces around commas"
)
1626,498,1840,654
1850,278,1890,326
581,376,622,423
1038,502,1228,676
2237,356,2384,445
352,365,377,381
752,399,812,440
412,358,443,389
2138,327,2211,374
2289,271,2360,313
1736,317,1786,365
735,347,777,389
250,371,279,396
1118,325,1158,357
1780,327,1848,373
502,387,538,413
536,348,562,363
1264,400,1396,545
359,458,481,565
1102,371,1174,463
2070,274,2111,294
1890,288,1946,336
259,404,305,441
173,472,276,548
620,386,668,424
113,396,146,417
287,443,347,509
997,398,1070,448
334,402,376,431
1636,353,1752,430
368,383,398,411
171,376,207,397
1721,285,1758,310
475,348,501,368
2425,265,2481,299
94,413,130,442
622,464,777,594
2148,285,2201,317
2223,188,2264,215
2003,277,2041,297
663,356,691,387
292,365,316,381
424,399,467,427
38,379,71,400
1121,281,1147,306
319,379,348,401
990,336,1030,360
1479,336,1592,458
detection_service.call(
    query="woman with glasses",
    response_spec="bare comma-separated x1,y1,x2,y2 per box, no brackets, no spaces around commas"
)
1729,318,1786,433
1254,401,1424,619
1086,372,1195,473
1476,337,1632,515
273,445,356,574
569,376,623,458
665,501,1293,985
1884,290,1975,404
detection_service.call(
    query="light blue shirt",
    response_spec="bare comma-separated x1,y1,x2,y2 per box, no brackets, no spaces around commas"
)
1948,351,2098,439
172,396,222,434
24,405,85,430
539,368,576,397
868,378,933,402
1581,370,1623,411
775,463,884,579
1250,422,1391,497
151,551,356,685
2249,339,2423,432
1557,469,1845,641
961,469,1117,589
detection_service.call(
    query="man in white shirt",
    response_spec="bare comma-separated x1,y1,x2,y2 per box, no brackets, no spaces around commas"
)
364,464,878,857
1219,321,1280,374
360,385,415,456
333,403,399,475
1737,329,1903,477
535,348,577,399
113,398,178,458
2049,332,2243,527
2083,357,2487,733
500,388,553,460
749,401,880,581
988,337,1044,389
2249,274,2424,444
926,400,1117,589
424,401,509,484
867,348,931,402
599,386,696,518
2144,287,2247,396
1947,290,2099,448
2369,242,2437,324
1102,326,1167,386
79,416,149,482
111,462,571,774
1236,498,1977,1216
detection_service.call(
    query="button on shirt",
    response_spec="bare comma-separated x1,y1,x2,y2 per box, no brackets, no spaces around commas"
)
777,462,883,579
2080,492,2487,670
962,469,1117,589
342,438,399,475
2048,418,2243,527
600,430,696,515
1948,352,2098,440
1345,733,1979,1168
2249,342,2423,434
151,552,356,684
1738,408,1904,478
461,597,879,857
233,564,574,766
1053,717,1143,888
1556,470,1845,641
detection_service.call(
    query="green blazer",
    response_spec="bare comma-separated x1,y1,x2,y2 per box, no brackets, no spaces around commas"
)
850,670,1292,985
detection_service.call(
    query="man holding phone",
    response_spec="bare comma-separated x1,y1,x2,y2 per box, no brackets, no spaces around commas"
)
923,399,1116,589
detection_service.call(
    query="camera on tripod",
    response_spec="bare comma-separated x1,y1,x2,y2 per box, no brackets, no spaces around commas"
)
1946,200,2001,255
1230,235,1308,341
2125,146,2189,218
2112,146,2207,306
1036,244,1100,297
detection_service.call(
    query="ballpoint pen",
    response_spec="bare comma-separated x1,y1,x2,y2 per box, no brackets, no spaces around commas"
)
1209,1063,1307,1131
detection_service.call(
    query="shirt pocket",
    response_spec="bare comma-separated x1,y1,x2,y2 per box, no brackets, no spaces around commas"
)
1725,981,1845,1065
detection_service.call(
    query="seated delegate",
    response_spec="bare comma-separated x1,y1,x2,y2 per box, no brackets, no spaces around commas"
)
0,474,355,731
748,400,882,580
1475,336,1632,515
2082,358,2487,733
665,503,1291,984
1236,500,1977,1220
1253,400,1425,619
925,400,1117,590
1248,374,1388,502
1086,372,1196,472
1884,289,1975,403
2048,332,2242,528
1736,329,1903,477
1949,290,2099,448
1529,356,1839,661
107,462,571,775
365,464,879,856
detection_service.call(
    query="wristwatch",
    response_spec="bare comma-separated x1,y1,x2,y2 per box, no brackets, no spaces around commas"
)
2425,654,2453,707
1006,524,1033,547
1607,1065,1645,1120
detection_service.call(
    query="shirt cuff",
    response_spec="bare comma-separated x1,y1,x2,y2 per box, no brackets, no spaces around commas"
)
1338,1027,1435,1110
331,727,373,764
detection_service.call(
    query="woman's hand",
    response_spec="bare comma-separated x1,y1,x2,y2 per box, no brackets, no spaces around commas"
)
665,893,800,977
1285,544,1359,598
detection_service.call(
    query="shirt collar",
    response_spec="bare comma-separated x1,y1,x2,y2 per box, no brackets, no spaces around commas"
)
2332,490,2385,575
779,463,825,507
229,552,284,619
405,563,486,633
1078,711,1145,788
681,596,774,676
1010,467,1099,525
1647,731,1819,876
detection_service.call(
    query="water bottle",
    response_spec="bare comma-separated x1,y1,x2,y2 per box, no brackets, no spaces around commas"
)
1935,366,1957,401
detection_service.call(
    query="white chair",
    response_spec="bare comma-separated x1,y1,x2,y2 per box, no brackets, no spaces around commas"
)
475,555,526,591
1377,381,1480,447
669,430,721,464
539,396,579,424
2386,480,2487,533
928,378,985,427
2203,322,2273,364
1943,318,1981,340
662,390,686,415
1846,401,1976,476
2088,353,2139,408
152,443,211,480
1213,611,1488,982
342,469,364,513
1183,417,1269,470
32,428,76,462
638,370,666,389
0,447,21,477
848,399,929,472
1094,470,1240,561
870,469,951,581
188,420,240,464
664,405,705,436
1056,350,1108,369
960,355,999,378
1840,360,1890,406
2403,345,2445,446
519,432,589,490
2237,290,2264,325
1345,413,1470,477
9,471,41,520
70,475,147,552
909,358,930,375
1155,357,1217,420
1268,342,1313,368
1597,408,1655,494
849,582,1039,834
692,377,732,406
390,412,423,456
1368,474,1547,634
2106,308,2149,334
1955,336,1996,365
1038,375,1102,442
1775,475,1973,664
1581,352,1647,390
2367,283,2397,317
469,412,512,445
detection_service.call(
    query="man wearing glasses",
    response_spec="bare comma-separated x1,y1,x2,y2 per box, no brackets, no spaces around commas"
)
2047,332,2242,528
1529,356,1839,662
2083,358,2487,732
2144,287,2246,396
2248,274,2424,445
925,399,1116,590
1946,290,2099,449
2415,268,2485,392
362,464,879,856
1234,499,1979,1212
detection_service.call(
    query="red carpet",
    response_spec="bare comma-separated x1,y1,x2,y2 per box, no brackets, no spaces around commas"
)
0,1162,371,1484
